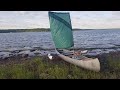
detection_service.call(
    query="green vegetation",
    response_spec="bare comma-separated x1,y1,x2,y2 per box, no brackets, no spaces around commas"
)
0,28,120,33
0,28,84,33
0,28,50,33
0,52,120,79
17,28,50,32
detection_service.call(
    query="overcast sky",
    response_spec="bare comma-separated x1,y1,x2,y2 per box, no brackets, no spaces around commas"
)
0,11,120,29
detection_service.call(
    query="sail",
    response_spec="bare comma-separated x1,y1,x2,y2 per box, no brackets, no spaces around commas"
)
48,12,74,49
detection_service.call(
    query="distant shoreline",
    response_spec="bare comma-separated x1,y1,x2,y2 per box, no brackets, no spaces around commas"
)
0,28,120,33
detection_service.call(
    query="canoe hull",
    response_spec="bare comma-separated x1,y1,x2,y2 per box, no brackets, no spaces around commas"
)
56,50,100,72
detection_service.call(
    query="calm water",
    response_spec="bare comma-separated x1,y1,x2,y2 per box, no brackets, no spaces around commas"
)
0,29,120,52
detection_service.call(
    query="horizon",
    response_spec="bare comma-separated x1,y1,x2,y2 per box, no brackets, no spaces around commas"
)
1,28,120,30
0,11,120,29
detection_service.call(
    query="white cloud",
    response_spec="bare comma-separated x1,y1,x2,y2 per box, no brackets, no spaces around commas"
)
0,11,120,29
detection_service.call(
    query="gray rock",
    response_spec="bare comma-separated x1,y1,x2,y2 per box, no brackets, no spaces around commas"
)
18,50,35,57
33,50,41,55
28,52,35,57
0,52,10,59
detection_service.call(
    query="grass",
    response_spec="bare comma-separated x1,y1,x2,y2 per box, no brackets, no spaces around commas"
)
0,52,120,79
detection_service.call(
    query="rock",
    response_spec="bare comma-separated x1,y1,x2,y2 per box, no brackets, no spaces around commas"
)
22,54,29,58
18,50,35,57
33,50,41,55
18,50,30,57
30,49,36,52
28,52,35,57
9,53,15,57
19,50,31,54
0,52,10,59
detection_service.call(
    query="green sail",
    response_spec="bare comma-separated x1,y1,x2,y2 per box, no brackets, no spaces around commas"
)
48,12,74,49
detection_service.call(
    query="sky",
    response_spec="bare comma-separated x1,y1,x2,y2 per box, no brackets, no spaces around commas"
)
0,11,120,29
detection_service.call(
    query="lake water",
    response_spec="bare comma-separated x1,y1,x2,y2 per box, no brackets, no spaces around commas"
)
0,29,120,58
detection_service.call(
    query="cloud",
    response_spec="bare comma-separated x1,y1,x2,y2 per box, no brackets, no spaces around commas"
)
0,11,120,29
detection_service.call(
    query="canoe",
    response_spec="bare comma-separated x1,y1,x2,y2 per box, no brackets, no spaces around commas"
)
56,50,100,72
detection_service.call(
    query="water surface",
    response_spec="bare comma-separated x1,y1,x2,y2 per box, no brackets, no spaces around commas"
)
0,29,120,58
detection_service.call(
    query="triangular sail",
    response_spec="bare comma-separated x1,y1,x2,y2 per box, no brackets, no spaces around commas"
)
48,11,74,49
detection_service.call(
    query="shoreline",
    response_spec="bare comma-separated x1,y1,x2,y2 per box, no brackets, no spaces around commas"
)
0,47,120,60
0,49,120,63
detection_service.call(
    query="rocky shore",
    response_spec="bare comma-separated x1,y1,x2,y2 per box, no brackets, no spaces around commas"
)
0,46,120,60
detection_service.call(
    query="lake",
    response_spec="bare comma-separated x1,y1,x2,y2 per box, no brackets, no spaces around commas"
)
0,29,120,58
